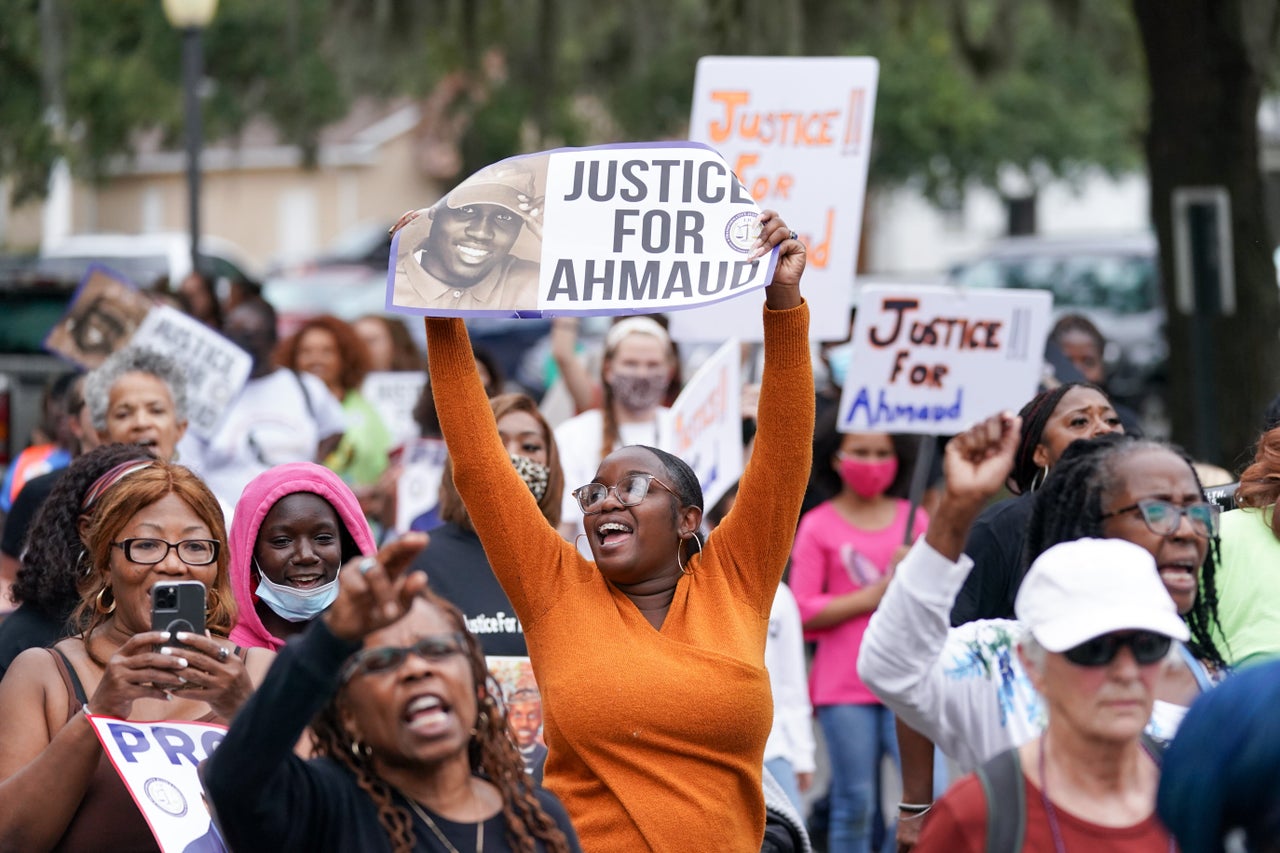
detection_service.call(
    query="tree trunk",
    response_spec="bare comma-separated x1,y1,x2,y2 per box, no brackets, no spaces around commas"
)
1132,0,1280,469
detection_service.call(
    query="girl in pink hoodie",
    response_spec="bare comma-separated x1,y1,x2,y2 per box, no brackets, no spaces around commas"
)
229,462,375,650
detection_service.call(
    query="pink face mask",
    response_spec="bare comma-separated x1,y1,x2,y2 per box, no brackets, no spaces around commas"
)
838,457,898,499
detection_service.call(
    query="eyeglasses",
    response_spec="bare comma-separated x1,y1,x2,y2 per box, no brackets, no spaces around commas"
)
572,473,677,515
1100,498,1220,538
112,538,220,566
1063,630,1174,667
339,632,468,684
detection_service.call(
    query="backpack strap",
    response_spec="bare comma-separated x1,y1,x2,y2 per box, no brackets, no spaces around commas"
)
975,747,1026,853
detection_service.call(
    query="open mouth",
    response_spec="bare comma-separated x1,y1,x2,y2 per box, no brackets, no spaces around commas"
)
596,520,634,550
1158,563,1198,593
455,244,492,264
404,694,451,736
286,572,327,589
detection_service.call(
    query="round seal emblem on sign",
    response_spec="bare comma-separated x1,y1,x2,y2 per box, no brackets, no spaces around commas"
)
724,212,761,254
144,777,189,817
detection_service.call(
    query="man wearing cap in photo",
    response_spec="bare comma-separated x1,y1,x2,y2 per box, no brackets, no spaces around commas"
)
392,160,544,312
914,537,1186,851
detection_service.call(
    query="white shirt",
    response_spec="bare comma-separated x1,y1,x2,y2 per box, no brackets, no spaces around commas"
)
764,584,817,773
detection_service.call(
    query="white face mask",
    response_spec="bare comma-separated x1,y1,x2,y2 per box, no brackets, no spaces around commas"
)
253,559,340,622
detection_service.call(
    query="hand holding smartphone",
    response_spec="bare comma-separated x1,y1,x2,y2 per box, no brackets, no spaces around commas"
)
151,580,207,647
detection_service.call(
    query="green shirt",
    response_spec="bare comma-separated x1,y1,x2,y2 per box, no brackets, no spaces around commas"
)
1214,505,1280,666
324,389,391,488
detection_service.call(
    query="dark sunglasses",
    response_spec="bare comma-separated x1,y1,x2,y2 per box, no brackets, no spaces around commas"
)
1100,498,1220,538
1063,630,1173,667
339,632,468,683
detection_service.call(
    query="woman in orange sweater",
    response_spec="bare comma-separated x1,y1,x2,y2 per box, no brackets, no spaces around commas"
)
421,209,813,851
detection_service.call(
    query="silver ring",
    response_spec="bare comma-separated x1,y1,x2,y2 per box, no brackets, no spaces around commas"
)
216,646,229,663
358,556,377,575
788,230,798,241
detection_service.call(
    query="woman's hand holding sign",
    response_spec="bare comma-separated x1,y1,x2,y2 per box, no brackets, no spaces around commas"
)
751,210,805,311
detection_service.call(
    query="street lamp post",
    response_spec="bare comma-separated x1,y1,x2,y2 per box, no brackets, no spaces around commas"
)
162,0,218,280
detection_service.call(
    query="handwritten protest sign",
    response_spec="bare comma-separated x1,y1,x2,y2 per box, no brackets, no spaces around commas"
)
361,371,427,447
487,656,546,779
669,56,879,344
385,142,777,319
131,305,251,438
838,285,1052,435
656,338,742,510
87,714,228,853
45,265,153,369
394,438,450,533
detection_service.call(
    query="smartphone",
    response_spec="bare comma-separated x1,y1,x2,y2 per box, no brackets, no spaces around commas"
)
151,580,206,646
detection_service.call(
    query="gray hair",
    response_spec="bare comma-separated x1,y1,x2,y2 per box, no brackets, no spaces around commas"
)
83,347,188,432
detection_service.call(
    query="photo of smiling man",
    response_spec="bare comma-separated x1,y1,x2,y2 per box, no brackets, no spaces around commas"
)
391,159,545,313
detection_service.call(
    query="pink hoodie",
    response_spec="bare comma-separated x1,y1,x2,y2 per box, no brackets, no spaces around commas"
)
228,462,375,651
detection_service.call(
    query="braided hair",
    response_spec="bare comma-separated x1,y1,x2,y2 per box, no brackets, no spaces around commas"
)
1009,381,1112,494
1024,433,1228,667
310,590,571,853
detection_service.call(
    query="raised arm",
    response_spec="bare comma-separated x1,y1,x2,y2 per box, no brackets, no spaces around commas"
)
857,413,1025,771
711,212,814,610
424,317,581,622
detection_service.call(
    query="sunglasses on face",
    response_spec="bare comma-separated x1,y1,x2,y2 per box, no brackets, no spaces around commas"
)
572,473,677,515
112,538,220,566
339,632,468,684
1100,498,1220,538
1062,630,1173,667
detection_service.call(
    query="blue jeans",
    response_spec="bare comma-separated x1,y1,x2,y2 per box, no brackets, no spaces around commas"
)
765,756,805,815
817,703,899,853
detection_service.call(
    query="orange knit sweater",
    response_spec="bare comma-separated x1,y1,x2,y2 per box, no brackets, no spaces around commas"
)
425,302,814,852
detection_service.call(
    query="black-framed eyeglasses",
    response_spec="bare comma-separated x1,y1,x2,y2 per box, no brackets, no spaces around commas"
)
339,632,469,684
1100,498,1220,538
112,538,220,566
571,473,678,515
1063,630,1174,667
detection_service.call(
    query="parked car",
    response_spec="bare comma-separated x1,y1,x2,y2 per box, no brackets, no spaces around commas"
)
40,232,259,288
947,233,1166,413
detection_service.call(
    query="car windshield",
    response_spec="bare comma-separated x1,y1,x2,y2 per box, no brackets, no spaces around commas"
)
956,253,1157,315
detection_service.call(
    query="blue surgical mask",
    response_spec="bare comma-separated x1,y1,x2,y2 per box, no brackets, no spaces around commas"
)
826,343,853,388
253,559,340,622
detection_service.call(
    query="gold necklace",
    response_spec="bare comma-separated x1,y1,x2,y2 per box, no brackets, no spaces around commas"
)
397,787,484,853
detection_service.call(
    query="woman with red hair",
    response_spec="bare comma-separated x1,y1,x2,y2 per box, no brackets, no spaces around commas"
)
278,315,392,490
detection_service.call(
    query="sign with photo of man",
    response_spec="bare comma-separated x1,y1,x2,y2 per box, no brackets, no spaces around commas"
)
386,142,777,318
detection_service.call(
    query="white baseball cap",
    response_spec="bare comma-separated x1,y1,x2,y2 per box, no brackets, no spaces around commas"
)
1014,538,1190,652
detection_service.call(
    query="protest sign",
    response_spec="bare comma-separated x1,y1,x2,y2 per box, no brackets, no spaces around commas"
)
670,56,879,344
131,305,251,438
837,285,1052,435
361,371,427,447
45,265,153,369
394,438,450,533
487,656,546,779
656,338,742,510
86,714,228,853
385,142,777,319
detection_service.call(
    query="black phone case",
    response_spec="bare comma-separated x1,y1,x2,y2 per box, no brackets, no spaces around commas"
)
151,580,207,643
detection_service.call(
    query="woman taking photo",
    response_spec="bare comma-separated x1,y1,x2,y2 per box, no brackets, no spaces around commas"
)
203,538,580,852
0,461,273,851
229,461,377,651
419,209,811,850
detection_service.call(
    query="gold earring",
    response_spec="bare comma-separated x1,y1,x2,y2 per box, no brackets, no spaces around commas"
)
94,586,116,615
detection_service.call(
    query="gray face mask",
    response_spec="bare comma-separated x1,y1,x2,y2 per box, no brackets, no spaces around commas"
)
609,372,667,412
512,453,551,501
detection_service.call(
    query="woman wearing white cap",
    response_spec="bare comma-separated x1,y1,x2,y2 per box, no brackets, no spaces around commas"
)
858,415,1226,844
914,537,1185,850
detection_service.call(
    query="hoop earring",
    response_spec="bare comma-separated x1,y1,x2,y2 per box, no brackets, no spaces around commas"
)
1030,464,1049,492
94,586,115,615
350,739,371,760
574,533,590,555
678,534,699,575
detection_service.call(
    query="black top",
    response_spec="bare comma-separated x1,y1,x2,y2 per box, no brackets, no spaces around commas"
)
0,602,64,680
409,523,528,657
950,493,1036,626
203,620,580,853
1,467,65,558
